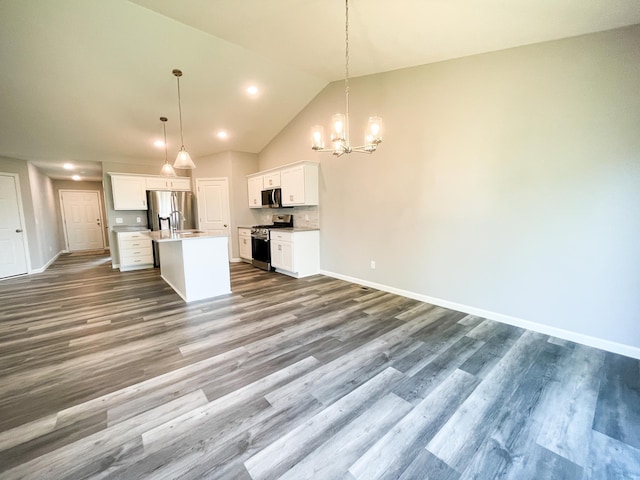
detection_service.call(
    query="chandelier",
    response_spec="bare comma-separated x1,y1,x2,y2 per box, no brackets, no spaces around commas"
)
311,0,382,157
159,116,177,176
172,69,196,169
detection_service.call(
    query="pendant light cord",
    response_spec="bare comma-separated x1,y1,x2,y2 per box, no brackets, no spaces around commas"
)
344,0,350,146
175,71,186,149
162,120,168,162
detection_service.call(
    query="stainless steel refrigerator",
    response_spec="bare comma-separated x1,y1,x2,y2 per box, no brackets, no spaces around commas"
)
146,190,196,267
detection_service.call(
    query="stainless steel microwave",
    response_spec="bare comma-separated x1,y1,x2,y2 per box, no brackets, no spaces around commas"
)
261,188,284,208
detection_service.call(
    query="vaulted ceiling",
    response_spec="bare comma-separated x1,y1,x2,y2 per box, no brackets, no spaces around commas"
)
1,0,638,181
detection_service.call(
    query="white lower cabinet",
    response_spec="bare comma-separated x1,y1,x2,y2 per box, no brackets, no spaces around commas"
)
238,227,252,261
270,230,319,278
117,230,153,271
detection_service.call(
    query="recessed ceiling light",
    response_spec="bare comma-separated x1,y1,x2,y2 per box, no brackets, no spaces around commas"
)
217,130,229,140
246,85,258,96
63,163,74,170
72,175,81,181
153,140,165,148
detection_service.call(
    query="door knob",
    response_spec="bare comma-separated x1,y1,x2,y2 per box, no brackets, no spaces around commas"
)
16,229,23,233
224,224,228,227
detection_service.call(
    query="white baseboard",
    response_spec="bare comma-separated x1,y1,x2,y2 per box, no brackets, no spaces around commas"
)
320,269,640,360
30,251,63,274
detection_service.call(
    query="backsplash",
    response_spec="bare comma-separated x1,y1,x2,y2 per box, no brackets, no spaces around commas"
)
252,205,319,228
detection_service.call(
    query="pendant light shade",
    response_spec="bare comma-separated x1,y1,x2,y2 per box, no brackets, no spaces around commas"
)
159,117,177,177
174,147,195,169
172,69,196,169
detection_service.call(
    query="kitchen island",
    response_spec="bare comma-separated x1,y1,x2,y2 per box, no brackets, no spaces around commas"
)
146,230,230,302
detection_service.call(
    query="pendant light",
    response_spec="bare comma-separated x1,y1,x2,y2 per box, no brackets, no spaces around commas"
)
310,0,383,157
172,69,196,169
159,117,176,176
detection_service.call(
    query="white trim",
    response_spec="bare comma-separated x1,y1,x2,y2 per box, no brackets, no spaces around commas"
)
0,172,31,275
30,250,63,274
320,269,640,360
195,177,232,259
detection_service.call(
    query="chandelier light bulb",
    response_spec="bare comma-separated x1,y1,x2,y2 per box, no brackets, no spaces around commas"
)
311,125,325,150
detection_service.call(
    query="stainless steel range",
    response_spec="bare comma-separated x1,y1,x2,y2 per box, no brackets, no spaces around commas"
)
251,214,293,271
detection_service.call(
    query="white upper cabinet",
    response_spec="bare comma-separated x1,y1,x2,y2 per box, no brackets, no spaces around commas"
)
248,175,263,208
111,175,147,210
246,161,319,208
145,176,191,191
281,162,319,206
263,171,281,188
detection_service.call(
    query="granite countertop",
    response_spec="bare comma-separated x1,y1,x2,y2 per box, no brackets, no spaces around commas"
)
146,230,228,242
277,227,320,232
111,225,150,232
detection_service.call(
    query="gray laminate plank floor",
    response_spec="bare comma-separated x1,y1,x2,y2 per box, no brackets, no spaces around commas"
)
0,252,639,479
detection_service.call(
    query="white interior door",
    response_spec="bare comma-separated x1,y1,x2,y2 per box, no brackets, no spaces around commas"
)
60,190,105,251
0,174,28,278
196,178,231,252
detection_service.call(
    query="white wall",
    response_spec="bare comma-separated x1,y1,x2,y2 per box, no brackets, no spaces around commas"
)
259,26,640,354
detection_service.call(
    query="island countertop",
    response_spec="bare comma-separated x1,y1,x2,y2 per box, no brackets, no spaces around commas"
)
146,230,228,242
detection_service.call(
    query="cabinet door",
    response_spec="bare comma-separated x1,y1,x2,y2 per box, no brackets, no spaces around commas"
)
111,176,147,210
263,171,281,188
238,228,252,260
271,240,294,271
281,166,305,205
146,177,168,190
247,176,263,208
170,178,191,191
239,236,252,259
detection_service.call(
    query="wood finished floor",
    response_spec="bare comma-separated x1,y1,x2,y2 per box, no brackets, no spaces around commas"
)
0,252,639,480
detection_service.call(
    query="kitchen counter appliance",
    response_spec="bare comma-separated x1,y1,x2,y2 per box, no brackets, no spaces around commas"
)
251,214,293,271
146,190,195,267
261,188,290,208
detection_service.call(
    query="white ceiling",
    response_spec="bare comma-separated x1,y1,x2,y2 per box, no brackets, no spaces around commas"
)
1,0,638,182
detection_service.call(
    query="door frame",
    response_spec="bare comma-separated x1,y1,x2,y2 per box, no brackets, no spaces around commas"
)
0,172,31,276
195,177,232,259
59,189,106,252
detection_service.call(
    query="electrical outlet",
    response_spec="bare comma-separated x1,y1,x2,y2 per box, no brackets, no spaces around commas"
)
370,260,376,269
136,217,141,223
115,218,123,224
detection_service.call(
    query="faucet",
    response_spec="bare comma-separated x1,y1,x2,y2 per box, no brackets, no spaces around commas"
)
170,210,184,232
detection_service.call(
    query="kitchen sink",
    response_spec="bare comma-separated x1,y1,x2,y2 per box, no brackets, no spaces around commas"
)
175,229,204,235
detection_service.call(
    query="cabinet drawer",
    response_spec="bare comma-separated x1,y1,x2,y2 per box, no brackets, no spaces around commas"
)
117,231,149,240
238,228,251,238
120,253,154,266
119,238,151,250
120,244,152,257
270,231,292,242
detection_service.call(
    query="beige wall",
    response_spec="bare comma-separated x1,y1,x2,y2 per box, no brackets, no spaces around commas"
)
0,157,65,270
259,26,640,351
52,180,109,249
193,151,258,259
